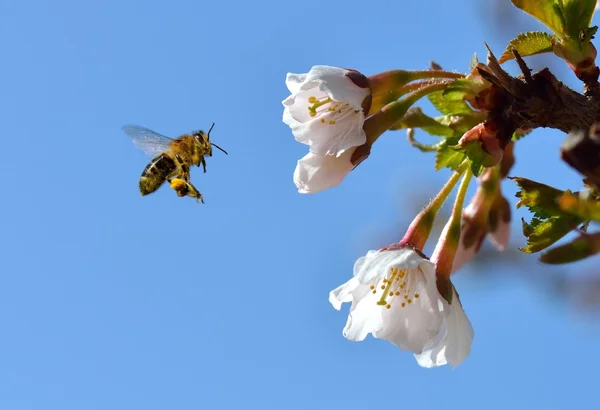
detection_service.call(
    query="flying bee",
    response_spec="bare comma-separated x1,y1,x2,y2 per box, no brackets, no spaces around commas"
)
122,123,228,201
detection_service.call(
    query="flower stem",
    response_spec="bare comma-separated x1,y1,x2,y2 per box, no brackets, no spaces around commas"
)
369,70,464,98
369,80,454,115
395,160,470,251
432,165,474,278
363,82,451,146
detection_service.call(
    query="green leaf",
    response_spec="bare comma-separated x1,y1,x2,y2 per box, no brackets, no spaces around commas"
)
557,191,600,221
519,215,583,253
510,177,567,219
458,141,488,177
428,91,473,116
510,0,566,36
442,78,479,101
498,31,556,63
539,232,600,264
561,0,597,39
511,176,585,253
435,138,465,171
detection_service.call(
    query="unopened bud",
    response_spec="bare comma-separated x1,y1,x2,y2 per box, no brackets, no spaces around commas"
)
459,123,504,167
488,194,511,250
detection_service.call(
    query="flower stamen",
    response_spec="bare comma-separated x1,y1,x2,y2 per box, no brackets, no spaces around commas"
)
374,267,420,308
307,96,332,117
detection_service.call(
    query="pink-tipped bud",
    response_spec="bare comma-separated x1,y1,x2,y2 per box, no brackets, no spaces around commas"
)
452,203,487,272
488,194,511,251
459,123,504,167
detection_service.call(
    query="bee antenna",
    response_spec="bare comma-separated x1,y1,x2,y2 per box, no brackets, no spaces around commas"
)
211,142,228,155
207,122,215,140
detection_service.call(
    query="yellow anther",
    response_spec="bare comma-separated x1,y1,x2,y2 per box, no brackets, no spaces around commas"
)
370,285,375,290
407,299,412,304
372,290,376,294
307,97,332,117
380,285,385,290
329,120,336,125
414,293,420,298
320,118,325,123
395,291,400,296
386,304,391,309
401,302,406,308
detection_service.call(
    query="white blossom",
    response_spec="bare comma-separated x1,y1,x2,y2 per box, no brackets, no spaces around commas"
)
329,247,445,355
283,65,370,157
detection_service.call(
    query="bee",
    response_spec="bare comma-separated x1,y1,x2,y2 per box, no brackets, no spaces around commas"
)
122,123,227,202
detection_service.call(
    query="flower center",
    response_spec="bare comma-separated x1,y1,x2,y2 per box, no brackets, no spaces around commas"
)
307,95,360,125
369,267,420,310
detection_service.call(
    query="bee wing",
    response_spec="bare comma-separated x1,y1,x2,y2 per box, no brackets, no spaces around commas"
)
122,125,175,158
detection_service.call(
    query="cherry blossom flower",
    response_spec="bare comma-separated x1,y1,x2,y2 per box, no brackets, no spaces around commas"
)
329,247,445,355
283,65,371,157
283,65,371,193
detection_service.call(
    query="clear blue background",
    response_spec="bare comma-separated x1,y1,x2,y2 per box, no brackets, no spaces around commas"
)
1,1,598,409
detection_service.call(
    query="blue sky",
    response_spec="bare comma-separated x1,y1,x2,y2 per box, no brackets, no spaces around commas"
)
1,0,599,409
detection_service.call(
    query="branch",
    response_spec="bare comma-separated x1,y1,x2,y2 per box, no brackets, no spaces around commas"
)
478,54,600,137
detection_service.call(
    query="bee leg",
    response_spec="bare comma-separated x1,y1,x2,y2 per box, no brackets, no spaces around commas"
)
186,181,204,204
201,158,207,173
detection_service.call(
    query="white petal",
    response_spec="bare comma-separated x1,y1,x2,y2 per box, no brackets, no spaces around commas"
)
293,150,354,194
354,248,436,284
373,267,443,352
285,72,308,95
301,65,369,110
330,247,445,355
342,287,384,341
329,277,360,311
415,289,474,368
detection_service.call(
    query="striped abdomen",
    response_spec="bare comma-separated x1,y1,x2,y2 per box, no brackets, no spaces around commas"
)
139,153,176,195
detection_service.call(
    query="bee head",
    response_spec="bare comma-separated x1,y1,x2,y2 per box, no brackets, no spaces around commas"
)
193,130,212,155
197,123,228,156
